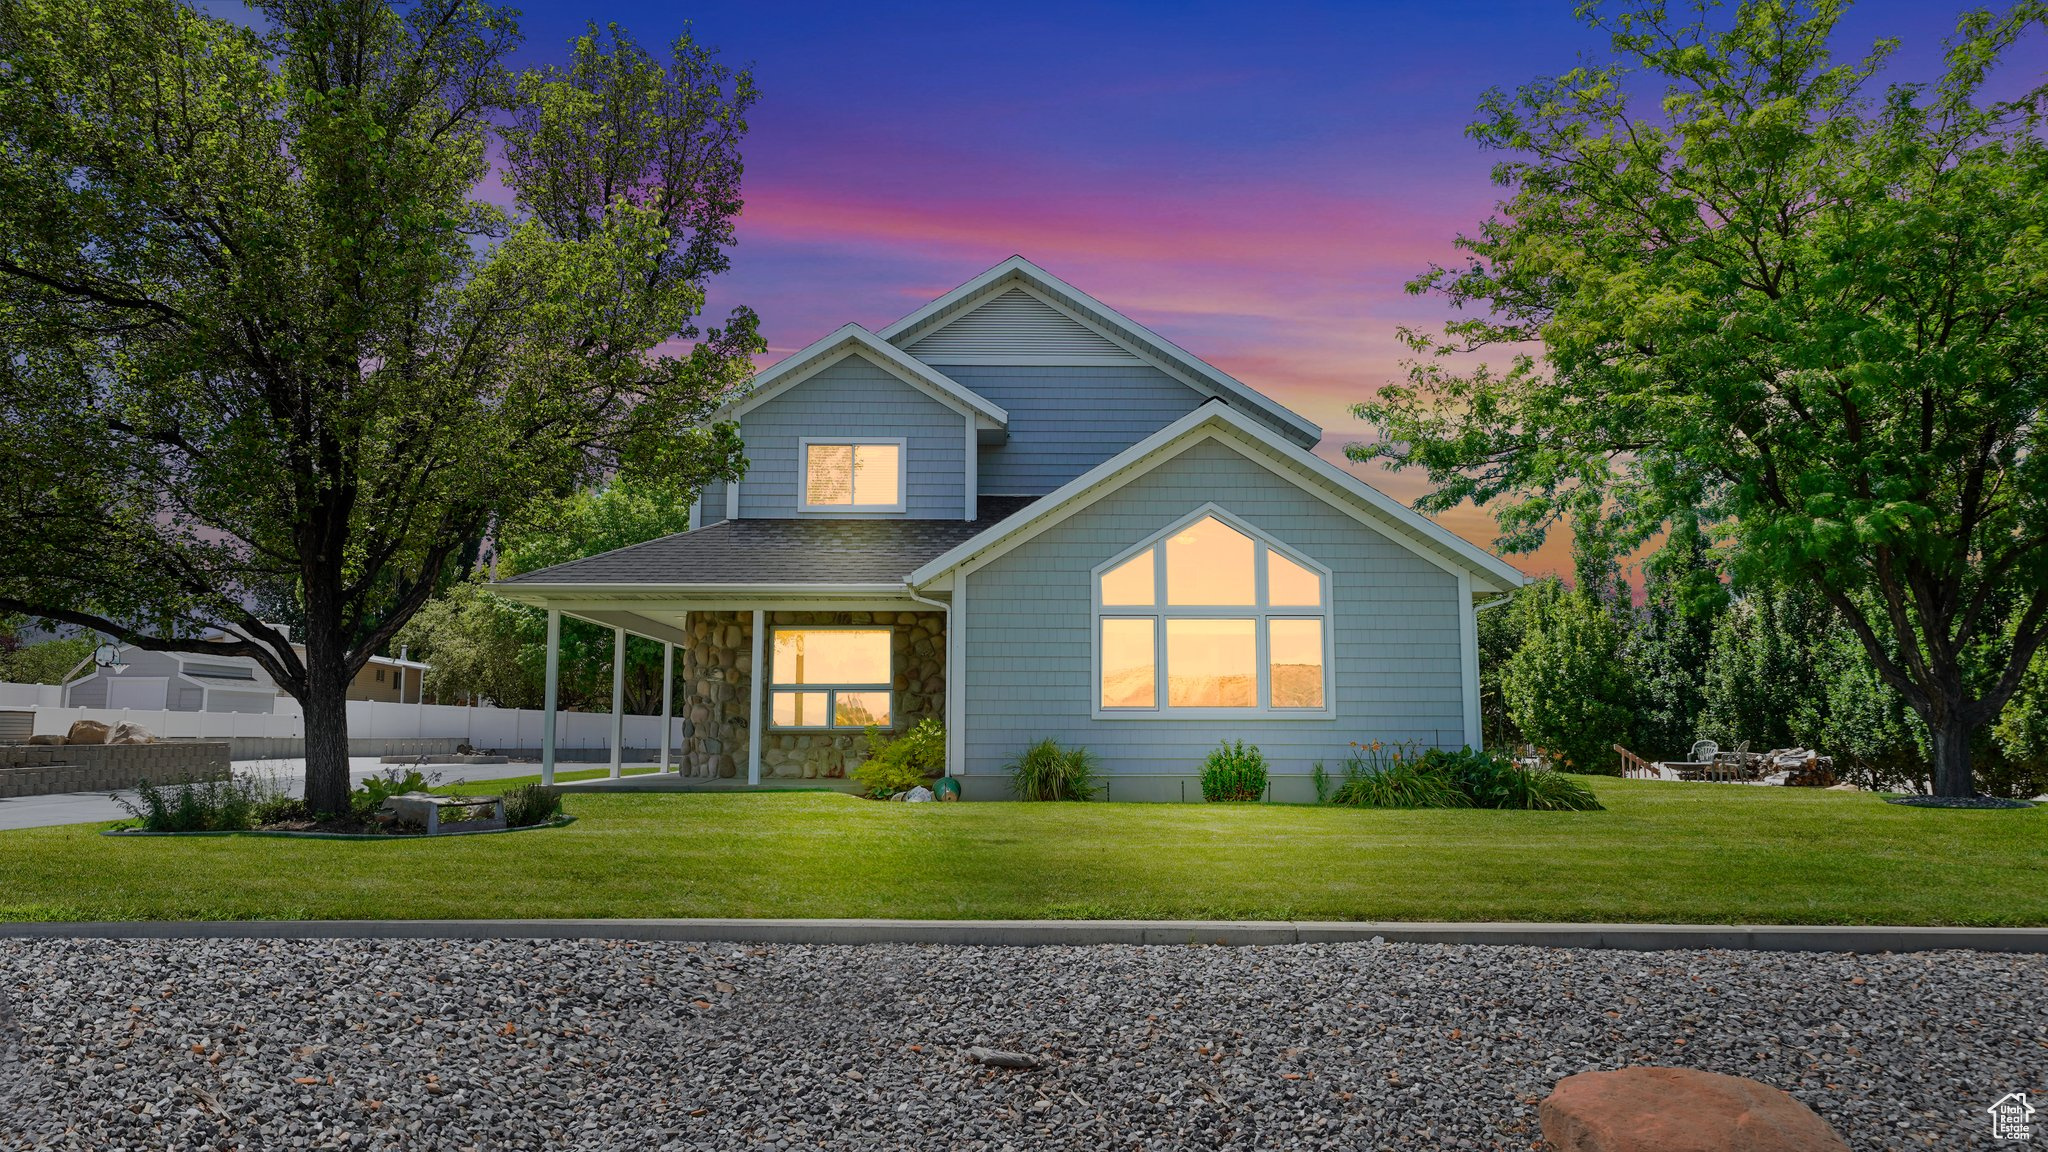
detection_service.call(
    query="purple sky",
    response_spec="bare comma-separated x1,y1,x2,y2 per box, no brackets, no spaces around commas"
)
502,1,2045,576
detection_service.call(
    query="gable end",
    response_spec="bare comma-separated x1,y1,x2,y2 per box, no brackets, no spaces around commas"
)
905,286,1140,364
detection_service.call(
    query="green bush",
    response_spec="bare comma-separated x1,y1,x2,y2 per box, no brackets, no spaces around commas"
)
1006,738,1100,801
504,784,564,827
1201,740,1269,802
253,794,312,825
1326,741,1602,811
853,718,946,798
1329,756,1469,808
117,778,257,832
348,768,435,822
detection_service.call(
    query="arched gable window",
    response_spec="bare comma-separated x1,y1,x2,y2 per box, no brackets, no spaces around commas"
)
1093,506,1332,717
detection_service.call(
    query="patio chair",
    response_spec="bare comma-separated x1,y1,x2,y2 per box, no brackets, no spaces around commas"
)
1688,739,1719,763
1710,740,1751,781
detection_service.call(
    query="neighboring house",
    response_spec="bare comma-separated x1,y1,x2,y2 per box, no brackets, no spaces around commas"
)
64,638,430,712
490,256,1525,800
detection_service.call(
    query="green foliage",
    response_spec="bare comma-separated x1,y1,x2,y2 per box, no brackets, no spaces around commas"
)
0,0,760,812
1352,0,2048,796
348,769,436,823
1623,519,1726,757
1310,760,1330,804
1330,756,1469,810
392,581,544,709
0,617,94,686
1006,738,1100,802
117,778,256,833
252,795,312,826
1200,740,1269,802
1500,580,1633,774
1327,743,1601,811
851,718,946,799
504,784,564,828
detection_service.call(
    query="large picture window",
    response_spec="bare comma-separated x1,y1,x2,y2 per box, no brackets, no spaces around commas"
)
1094,509,1330,716
801,439,904,512
770,628,893,729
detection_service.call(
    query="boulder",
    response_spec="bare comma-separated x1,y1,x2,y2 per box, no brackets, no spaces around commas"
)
1540,1068,1849,1152
108,722,158,745
27,733,65,745
64,720,111,745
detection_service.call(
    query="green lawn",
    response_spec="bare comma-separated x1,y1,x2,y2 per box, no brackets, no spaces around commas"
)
1,778,2042,924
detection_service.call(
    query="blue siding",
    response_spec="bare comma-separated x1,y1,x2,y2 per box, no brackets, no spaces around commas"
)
733,353,968,519
960,438,1468,801
932,364,1206,496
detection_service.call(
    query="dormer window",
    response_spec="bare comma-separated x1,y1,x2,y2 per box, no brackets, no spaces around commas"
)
801,438,904,513
1094,508,1332,717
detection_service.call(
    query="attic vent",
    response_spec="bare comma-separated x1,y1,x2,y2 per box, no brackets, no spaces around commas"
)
905,287,1140,362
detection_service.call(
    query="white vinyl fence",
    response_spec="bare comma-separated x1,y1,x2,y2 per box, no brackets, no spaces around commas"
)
5,681,681,754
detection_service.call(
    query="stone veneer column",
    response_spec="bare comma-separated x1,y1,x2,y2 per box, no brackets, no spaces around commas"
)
680,610,946,779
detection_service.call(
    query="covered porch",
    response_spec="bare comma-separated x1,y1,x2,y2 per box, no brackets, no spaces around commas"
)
513,592,951,789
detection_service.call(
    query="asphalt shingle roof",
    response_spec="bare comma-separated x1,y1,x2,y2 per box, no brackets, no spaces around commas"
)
499,496,1039,587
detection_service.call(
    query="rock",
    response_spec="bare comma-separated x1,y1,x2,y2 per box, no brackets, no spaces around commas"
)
964,1046,1043,1070
26,734,64,745
108,722,157,745
63,720,110,745
1540,1067,1849,1152
904,786,934,803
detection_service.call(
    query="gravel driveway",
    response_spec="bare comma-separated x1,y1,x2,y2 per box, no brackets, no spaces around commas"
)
0,938,2037,1150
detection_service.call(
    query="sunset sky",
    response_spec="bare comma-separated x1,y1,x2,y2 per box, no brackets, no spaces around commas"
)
499,0,2044,578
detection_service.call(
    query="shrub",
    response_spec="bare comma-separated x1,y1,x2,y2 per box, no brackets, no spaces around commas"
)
1326,741,1602,811
1311,760,1330,804
853,719,946,798
253,794,312,826
117,778,256,832
1518,768,1602,812
1006,738,1100,801
1329,756,1469,808
1201,740,1269,802
348,768,435,822
504,784,564,827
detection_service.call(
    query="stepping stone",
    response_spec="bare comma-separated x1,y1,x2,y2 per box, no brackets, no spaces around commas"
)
1540,1067,1849,1152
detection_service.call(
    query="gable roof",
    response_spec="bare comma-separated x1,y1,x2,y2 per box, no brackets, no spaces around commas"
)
878,256,1323,448
908,400,1527,595
901,285,1140,363
724,323,1009,430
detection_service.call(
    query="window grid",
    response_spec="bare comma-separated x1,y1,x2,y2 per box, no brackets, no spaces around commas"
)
1093,511,1332,719
768,626,895,730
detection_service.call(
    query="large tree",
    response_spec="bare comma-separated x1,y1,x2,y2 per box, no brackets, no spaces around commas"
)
1354,0,2048,796
0,0,757,812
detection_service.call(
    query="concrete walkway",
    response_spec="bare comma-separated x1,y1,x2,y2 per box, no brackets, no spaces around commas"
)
0,755,557,831
4,917,2044,953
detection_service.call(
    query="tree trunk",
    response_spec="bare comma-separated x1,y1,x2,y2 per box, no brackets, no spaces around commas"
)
300,600,354,816
1927,709,1976,799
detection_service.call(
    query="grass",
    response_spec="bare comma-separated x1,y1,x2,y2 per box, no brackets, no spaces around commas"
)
1,778,2043,925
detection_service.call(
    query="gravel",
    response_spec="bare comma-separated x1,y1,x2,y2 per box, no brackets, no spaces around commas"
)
0,937,2037,1150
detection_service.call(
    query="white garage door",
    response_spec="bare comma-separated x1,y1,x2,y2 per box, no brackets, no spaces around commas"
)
105,677,168,710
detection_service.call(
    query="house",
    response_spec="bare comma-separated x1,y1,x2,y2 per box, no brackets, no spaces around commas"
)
64,636,431,712
488,256,1525,800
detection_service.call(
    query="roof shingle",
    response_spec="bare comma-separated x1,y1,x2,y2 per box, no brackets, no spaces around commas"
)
499,496,1038,587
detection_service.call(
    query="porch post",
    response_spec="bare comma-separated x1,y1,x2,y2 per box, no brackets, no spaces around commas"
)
541,608,560,786
659,641,674,774
609,626,626,779
747,608,765,786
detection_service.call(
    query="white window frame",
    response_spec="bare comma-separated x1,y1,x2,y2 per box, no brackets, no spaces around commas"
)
797,436,908,515
1090,504,1335,720
766,624,896,731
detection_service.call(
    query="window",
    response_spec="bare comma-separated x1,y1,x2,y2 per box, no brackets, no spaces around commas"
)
769,628,893,729
801,439,904,512
1095,510,1330,716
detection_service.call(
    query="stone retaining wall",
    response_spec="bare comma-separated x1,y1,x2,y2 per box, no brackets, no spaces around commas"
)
0,741,232,798
681,610,945,779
